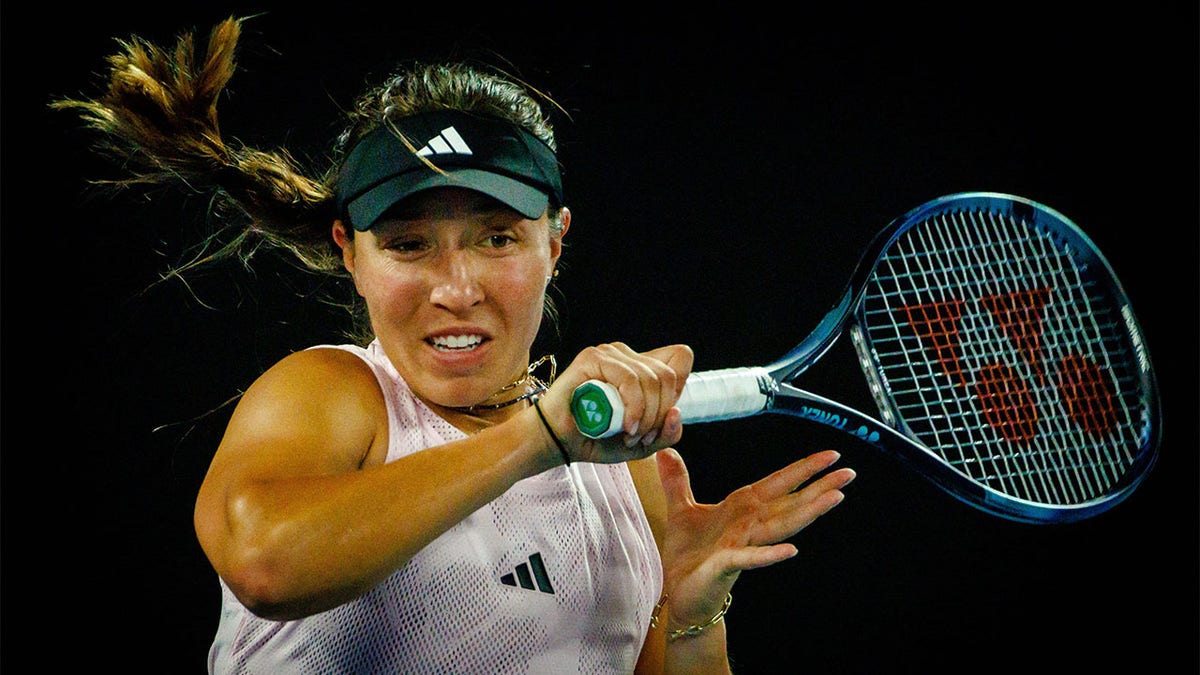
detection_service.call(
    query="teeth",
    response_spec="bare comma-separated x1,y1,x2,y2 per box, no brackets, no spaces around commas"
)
431,334,483,350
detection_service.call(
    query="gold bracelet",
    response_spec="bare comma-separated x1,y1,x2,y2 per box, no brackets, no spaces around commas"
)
650,593,733,640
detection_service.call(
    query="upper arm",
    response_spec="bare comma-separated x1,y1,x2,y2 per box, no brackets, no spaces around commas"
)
193,348,387,564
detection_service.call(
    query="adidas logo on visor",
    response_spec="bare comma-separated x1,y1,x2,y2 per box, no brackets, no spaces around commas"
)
416,126,473,156
500,552,555,594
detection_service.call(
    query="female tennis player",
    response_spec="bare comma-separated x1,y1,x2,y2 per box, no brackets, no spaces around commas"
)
55,17,855,673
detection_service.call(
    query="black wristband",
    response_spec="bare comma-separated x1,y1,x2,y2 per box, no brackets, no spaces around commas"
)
532,396,571,466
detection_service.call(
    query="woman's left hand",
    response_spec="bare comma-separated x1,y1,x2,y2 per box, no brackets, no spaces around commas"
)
654,448,855,632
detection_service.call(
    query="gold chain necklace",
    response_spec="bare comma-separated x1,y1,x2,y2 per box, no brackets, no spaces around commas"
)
447,354,557,413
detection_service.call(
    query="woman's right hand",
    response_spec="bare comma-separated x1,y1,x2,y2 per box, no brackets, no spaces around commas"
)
536,342,694,464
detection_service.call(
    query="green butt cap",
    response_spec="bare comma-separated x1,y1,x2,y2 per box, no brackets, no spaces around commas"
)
571,381,621,439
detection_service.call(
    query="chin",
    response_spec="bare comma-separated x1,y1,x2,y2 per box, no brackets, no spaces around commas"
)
419,377,498,410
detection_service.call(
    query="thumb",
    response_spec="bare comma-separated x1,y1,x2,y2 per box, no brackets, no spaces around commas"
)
656,448,697,508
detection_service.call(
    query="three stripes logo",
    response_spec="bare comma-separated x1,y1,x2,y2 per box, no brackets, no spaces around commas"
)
416,126,474,157
500,552,555,594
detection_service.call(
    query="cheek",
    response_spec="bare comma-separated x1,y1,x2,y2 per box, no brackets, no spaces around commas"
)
357,267,421,317
499,266,550,316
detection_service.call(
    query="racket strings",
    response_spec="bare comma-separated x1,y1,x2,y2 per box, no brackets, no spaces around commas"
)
906,213,1070,503
954,212,1127,503
860,208,1143,506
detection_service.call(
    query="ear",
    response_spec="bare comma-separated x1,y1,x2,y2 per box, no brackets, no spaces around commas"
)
332,220,364,296
332,220,356,273
549,207,571,267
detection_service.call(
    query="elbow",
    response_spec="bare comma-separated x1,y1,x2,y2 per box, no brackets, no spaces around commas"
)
220,556,307,621
220,544,362,621
194,489,312,621
199,526,300,620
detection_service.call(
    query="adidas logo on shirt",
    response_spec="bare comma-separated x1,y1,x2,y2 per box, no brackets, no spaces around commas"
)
500,552,555,594
416,126,473,156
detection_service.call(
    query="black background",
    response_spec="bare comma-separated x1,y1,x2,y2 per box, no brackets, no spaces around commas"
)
8,4,1198,672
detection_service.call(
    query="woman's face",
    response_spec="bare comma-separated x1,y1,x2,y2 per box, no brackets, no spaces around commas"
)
336,188,566,411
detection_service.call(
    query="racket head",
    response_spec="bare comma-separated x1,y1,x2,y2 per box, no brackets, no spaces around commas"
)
847,192,1159,522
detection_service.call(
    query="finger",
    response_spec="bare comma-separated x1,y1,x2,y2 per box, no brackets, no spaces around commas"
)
586,344,650,437
642,344,694,396
722,542,799,572
688,543,799,591
622,359,664,447
749,450,843,501
788,466,856,506
613,344,677,437
754,469,855,543
648,406,684,449
607,343,679,446
655,447,697,509
637,348,688,446
556,343,687,450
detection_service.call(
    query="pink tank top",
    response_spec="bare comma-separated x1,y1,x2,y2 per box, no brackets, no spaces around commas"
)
207,341,663,674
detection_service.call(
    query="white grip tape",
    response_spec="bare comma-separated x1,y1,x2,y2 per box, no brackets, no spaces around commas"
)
676,367,770,423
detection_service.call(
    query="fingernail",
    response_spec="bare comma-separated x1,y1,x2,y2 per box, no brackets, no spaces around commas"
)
640,430,658,447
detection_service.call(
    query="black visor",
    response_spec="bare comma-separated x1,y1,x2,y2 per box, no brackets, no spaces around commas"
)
336,111,563,231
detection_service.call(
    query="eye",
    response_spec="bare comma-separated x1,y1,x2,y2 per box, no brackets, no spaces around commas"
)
484,233,516,249
384,238,427,254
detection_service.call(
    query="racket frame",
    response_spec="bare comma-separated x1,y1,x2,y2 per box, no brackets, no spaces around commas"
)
757,192,1160,523
572,192,1160,524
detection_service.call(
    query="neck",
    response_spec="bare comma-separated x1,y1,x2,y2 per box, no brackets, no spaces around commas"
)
431,393,534,436
435,354,556,434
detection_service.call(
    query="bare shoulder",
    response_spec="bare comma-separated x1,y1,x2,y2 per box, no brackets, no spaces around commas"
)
220,346,390,472
250,347,384,415
259,345,379,390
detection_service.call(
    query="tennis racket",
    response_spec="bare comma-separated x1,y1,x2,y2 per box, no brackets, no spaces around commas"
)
571,192,1159,524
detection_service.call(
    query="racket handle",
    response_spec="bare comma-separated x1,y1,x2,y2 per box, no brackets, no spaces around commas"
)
571,368,770,439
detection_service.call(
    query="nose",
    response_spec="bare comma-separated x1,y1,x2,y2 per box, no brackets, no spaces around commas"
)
429,250,484,311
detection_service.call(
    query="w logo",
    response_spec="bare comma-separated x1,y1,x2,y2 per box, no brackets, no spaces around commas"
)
903,287,1118,443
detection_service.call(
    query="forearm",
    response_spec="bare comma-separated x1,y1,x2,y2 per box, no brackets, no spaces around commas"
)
201,407,559,619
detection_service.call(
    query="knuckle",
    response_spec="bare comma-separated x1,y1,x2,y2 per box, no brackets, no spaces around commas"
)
659,366,677,389
580,345,604,361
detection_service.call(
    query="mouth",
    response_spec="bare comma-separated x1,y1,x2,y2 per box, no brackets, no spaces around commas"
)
427,334,486,352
